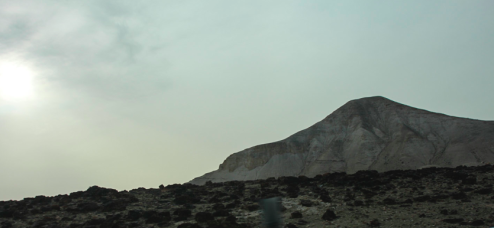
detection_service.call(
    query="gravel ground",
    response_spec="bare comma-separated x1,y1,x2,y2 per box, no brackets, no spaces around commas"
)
1,165,493,228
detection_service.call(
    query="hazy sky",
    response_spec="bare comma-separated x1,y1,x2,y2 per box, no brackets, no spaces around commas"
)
1,0,493,200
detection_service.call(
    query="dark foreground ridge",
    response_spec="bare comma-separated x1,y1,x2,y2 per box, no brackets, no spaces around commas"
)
2,165,494,228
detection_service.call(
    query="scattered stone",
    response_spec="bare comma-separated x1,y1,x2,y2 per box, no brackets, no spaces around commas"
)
195,212,214,223
144,211,170,224
174,209,192,218
284,223,298,228
2,164,494,228
1,221,13,228
86,218,105,225
212,209,230,217
369,219,381,227
244,204,259,212
320,194,332,202
177,223,203,228
297,219,308,225
474,187,492,195
451,192,467,200
75,202,100,212
353,200,364,206
126,210,141,221
225,215,237,224
468,220,485,226
290,211,302,219
382,198,396,205
212,203,225,211
462,176,477,185
299,200,313,207
413,195,430,202
322,209,338,221
442,218,464,224
101,200,128,212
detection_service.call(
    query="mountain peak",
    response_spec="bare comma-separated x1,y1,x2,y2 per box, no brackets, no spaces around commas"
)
320,96,406,125
341,96,404,110
352,95,390,101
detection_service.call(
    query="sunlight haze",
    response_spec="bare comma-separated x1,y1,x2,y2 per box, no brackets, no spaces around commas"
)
0,61,35,101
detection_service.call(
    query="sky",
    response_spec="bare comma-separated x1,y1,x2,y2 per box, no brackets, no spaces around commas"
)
1,0,493,200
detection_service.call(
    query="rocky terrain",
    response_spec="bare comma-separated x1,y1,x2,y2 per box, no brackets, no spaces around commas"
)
190,96,494,185
2,164,494,228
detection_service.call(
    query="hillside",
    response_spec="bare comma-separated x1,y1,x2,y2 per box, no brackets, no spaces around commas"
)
190,96,494,185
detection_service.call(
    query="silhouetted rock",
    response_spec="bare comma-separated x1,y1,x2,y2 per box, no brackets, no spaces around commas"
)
442,218,464,224
101,200,128,212
290,211,302,219
451,192,468,200
195,212,214,223
299,200,313,207
322,209,338,221
284,223,298,228
244,204,259,212
1,221,13,228
474,187,492,194
212,203,225,211
468,220,485,226
369,219,380,227
212,209,230,217
177,223,203,228
143,211,171,224
353,200,364,206
126,210,141,221
462,176,477,185
382,198,396,205
70,202,100,212
174,208,192,218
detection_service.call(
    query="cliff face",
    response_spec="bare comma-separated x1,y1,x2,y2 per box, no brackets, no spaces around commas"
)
190,96,494,185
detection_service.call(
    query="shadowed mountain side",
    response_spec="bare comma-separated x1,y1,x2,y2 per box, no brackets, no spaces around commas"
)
190,96,494,185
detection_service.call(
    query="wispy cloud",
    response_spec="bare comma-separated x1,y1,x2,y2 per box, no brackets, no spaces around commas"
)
1,1,172,100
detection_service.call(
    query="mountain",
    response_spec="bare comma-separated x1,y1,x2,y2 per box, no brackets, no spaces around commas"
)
190,96,494,185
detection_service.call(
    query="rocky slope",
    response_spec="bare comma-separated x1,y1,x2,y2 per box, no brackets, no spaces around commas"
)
1,164,494,228
190,96,494,185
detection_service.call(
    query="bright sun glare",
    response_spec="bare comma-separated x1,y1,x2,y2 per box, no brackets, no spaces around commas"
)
0,62,34,101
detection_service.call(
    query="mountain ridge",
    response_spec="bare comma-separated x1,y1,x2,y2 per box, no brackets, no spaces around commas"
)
190,96,494,185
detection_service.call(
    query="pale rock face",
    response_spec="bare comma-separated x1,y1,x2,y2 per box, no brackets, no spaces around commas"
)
189,96,494,185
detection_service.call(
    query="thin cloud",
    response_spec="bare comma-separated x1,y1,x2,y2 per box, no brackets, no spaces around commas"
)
1,1,171,100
